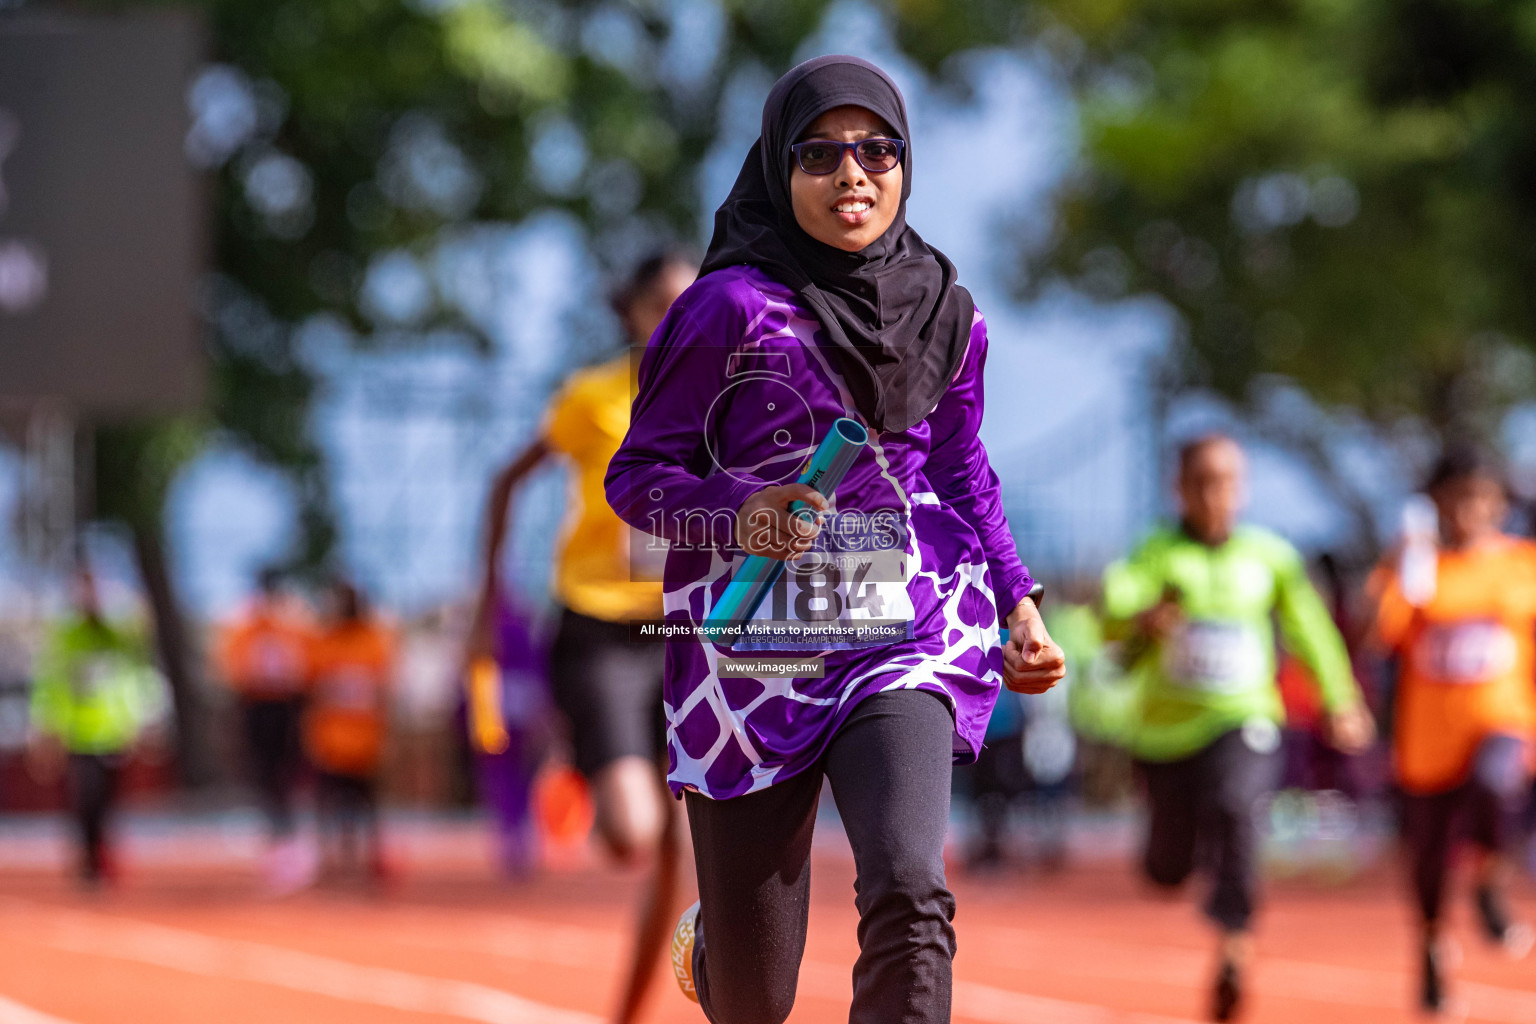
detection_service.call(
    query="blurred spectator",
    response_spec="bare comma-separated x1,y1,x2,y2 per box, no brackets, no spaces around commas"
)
305,579,395,882
465,595,553,875
213,567,315,881
27,561,165,886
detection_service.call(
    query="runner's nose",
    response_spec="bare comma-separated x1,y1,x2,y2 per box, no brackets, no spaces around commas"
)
835,152,866,189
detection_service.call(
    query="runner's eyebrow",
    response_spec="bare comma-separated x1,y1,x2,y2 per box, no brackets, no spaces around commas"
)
797,127,884,142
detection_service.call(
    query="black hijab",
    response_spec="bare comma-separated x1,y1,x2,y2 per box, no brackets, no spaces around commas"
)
701,55,974,434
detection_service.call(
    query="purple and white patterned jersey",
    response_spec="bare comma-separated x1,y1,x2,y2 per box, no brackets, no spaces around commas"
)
606,266,1033,799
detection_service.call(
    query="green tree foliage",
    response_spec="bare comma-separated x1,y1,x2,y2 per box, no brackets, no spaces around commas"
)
194,0,828,567
1026,0,1536,476
179,0,1030,567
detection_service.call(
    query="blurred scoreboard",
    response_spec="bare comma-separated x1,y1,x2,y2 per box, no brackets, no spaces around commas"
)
0,10,205,414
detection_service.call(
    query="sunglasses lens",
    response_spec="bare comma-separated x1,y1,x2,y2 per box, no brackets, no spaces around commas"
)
857,139,901,171
797,142,842,174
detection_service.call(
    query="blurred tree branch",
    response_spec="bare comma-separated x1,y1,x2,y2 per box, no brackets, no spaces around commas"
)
1021,0,1536,552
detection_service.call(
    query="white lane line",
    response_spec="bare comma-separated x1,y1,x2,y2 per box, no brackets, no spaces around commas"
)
967,923,1536,1023
7,906,599,1024
388,917,623,970
0,994,79,1024
954,978,1198,1024
1459,980,1536,1024
378,910,1536,1023
389,915,1201,1022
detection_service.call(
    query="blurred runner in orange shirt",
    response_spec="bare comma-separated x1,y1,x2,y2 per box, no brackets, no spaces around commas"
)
306,579,395,881
1371,445,1536,1014
214,569,314,846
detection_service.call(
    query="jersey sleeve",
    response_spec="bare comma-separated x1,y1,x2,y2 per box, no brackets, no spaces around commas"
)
212,622,243,689
378,628,399,693
1271,541,1361,713
1066,658,1143,747
28,627,72,738
1101,536,1165,629
605,290,771,549
1366,561,1414,653
924,315,1033,619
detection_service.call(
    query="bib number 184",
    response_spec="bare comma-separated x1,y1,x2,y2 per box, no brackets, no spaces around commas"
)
768,559,889,621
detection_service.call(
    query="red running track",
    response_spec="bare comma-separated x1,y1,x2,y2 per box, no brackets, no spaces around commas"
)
0,826,1531,1024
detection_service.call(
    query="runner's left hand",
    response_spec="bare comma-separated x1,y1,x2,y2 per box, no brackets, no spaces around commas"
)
736,484,830,561
1003,597,1067,694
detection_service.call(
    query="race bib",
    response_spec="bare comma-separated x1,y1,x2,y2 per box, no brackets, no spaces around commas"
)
731,510,914,653
1411,619,1516,685
247,637,305,694
317,667,377,711
1164,620,1266,693
73,655,126,697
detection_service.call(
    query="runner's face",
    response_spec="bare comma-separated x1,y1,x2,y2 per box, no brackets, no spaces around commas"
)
1433,475,1506,548
789,106,903,253
624,263,696,345
1178,440,1245,544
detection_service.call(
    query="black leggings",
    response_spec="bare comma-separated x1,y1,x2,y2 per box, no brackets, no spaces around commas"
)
1401,733,1530,926
686,689,957,1024
241,696,304,838
69,754,122,881
316,770,380,868
1137,728,1281,933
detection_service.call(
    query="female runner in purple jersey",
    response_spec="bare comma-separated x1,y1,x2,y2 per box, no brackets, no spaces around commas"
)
606,56,1065,1024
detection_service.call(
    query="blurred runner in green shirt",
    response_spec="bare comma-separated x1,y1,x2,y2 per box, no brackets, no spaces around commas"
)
28,563,163,886
1101,434,1373,1022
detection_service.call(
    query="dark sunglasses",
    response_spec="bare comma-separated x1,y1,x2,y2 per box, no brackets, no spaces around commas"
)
788,137,904,176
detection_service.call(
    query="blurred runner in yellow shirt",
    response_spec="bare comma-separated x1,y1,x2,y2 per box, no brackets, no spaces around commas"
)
1370,445,1536,1014
466,249,694,1024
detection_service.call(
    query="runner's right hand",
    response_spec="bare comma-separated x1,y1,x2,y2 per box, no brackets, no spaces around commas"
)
737,484,830,561
1326,703,1377,755
1004,596,1067,694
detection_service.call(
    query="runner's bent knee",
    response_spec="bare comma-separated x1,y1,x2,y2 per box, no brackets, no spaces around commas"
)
593,756,666,860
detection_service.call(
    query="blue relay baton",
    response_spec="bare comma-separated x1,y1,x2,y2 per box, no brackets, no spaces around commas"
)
701,417,869,643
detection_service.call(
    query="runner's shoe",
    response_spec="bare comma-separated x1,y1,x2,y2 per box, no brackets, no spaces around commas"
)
263,835,318,896
1211,960,1242,1022
1475,883,1534,958
671,900,701,1003
1420,937,1447,1015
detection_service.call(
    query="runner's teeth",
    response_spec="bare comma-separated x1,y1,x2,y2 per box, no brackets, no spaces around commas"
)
835,201,871,213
